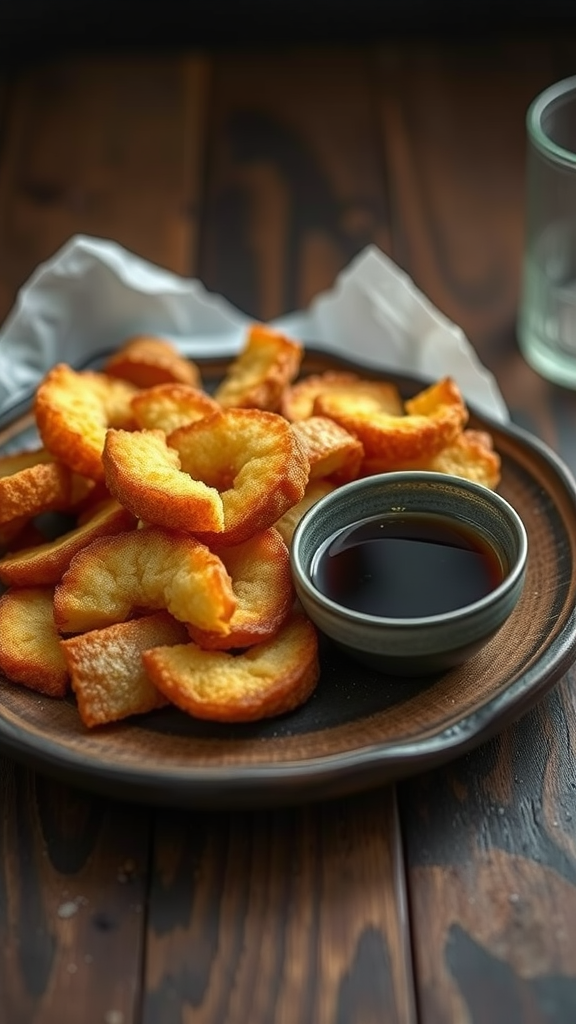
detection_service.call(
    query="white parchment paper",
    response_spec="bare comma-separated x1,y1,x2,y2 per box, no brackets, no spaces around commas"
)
0,235,508,422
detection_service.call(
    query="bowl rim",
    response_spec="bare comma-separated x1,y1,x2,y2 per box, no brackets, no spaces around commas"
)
290,470,529,628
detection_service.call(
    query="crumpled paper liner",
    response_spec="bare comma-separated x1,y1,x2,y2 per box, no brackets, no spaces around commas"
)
0,234,508,422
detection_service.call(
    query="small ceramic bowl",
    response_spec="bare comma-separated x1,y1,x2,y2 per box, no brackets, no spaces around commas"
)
290,471,528,676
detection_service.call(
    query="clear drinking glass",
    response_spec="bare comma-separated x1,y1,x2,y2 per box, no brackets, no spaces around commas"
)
518,76,576,387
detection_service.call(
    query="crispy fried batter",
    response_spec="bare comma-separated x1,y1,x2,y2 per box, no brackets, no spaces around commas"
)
315,376,468,466
273,479,337,547
0,335,501,733
187,528,294,650
422,429,501,489
0,446,96,516
53,525,236,636
131,383,220,434
103,336,201,389
0,498,137,587
0,455,108,522
214,324,303,411
363,429,501,489
34,363,138,480
102,428,225,533
291,416,364,484
281,371,403,422
0,447,54,476
143,612,319,722
0,459,74,525
169,408,310,545
0,587,68,697
61,611,189,727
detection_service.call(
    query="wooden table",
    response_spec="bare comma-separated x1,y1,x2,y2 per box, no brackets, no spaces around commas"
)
1,31,576,1024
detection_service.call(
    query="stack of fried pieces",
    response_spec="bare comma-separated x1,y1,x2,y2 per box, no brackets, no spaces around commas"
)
0,325,500,729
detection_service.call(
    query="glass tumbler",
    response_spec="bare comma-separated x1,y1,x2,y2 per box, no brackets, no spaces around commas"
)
518,76,576,387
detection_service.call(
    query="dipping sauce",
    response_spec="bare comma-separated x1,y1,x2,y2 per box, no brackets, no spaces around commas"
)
310,512,505,618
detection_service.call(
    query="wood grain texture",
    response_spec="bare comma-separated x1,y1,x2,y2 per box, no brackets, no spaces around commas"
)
400,682,576,1024
375,37,556,354
0,762,150,1024
199,46,391,320
143,791,416,1024
379,36,576,1024
0,53,209,320
0,49,213,1024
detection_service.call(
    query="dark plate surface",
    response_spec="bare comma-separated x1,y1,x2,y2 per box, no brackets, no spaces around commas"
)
1,348,576,808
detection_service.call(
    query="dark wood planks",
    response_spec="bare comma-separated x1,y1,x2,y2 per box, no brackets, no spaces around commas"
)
375,37,555,353
144,792,416,1024
377,35,576,1024
400,691,576,1024
0,53,208,322
198,46,391,320
0,51,210,1022
0,767,150,1024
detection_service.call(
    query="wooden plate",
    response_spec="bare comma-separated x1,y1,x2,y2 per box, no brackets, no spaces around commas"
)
1,349,575,808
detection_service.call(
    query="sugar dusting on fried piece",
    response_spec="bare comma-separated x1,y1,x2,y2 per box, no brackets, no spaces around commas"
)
61,611,189,728
214,324,303,412
0,587,68,697
34,363,138,481
315,376,468,467
103,336,202,389
169,407,310,547
290,416,364,484
53,526,237,636
186,527,294,650
143,612,320,723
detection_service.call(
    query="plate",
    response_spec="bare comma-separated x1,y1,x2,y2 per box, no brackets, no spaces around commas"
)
1,348,576,808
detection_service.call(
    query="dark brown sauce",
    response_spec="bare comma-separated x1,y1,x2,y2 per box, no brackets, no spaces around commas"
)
310,512,505,618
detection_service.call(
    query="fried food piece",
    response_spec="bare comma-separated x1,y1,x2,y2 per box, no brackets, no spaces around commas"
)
0,587,68,697
0,459,74,526
53,525,236,636
102,428,225,533
0,448,99,515
143,612,319,722
291,416,364,484
214,324,303,411
281,371,403,422
34,363,139,481
363,429,501,489
0,498,137,587
169,408,310,546
423,429,501,489
61,611,190,728
0,447,55,476
273,479,336,547
131,383,220,434
0,453,54,546
103,336,202,389
315,376,468,466
187,528,294,650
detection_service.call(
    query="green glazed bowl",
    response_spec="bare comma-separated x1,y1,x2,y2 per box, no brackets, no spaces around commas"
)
290,471,528,676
